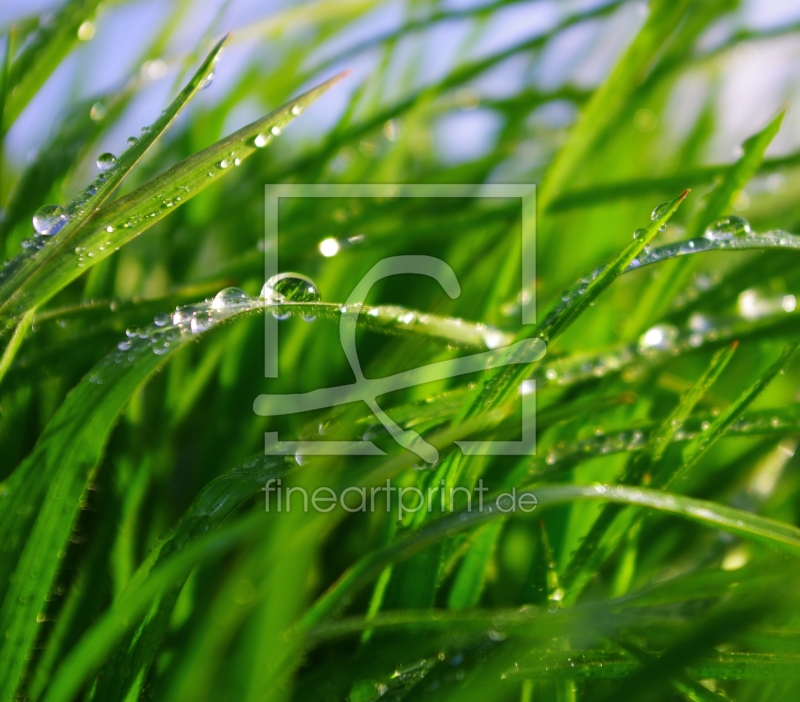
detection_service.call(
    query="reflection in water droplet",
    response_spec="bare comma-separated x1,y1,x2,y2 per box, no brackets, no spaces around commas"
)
261,273,320,304
32,205,68,236
96,152,116,171
703,215,751,240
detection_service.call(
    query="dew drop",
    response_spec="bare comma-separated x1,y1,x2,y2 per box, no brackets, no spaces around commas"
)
651,202,669,221
260,273,320,303
96,152,116,171
127,136,138,147
703,215,751,241
218,159,230,169
291,104,303,116
199,71,214,90
153,313,170,327
254,133,271,148
190,310,213,334
270,125,281,136
211,287,250,310
32,205,68,236
633,228,646,239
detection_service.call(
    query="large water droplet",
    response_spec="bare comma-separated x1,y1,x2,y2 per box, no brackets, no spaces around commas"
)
32,205,68,236
254,133,271,148
270,125,281,136
703,215,751,241
211,287,250,310
127,136,138,147
96,152,116,171
260,273,320,303
291,104,303,116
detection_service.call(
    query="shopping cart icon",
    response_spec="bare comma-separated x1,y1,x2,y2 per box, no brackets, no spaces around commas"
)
253,255,545,464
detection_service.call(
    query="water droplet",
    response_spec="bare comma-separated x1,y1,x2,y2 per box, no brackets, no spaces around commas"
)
96,152,116,171
270,125,281,136
651,202,669,221
233,157,241,166
106,225,114,233
633,228,646,239
127,136,138,147
199,71,214,90
260,273,320,303
32,205,68,236
254,133,271,148
211,287,250,310
218,159,230,169
703,215,751,241
190,310,213,334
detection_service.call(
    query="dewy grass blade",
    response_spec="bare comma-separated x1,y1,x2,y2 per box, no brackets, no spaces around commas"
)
471,189,691,443
0,34,229,324
0,69,346,330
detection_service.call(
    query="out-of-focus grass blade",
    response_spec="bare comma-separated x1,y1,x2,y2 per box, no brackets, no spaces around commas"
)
538,0,691,214
2,0,104,130
0,35,229,324
0,69,347,328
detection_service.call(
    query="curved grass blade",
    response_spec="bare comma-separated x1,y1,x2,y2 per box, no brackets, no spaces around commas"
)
298,482,800,634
